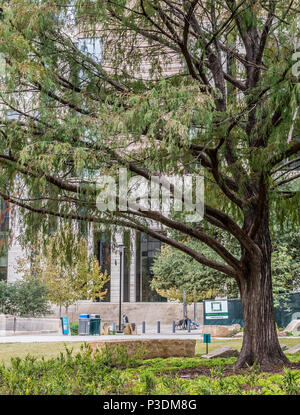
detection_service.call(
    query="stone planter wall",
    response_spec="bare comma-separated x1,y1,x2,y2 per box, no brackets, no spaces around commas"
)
49,302,204,326
0,314,62,336
89,338,196,359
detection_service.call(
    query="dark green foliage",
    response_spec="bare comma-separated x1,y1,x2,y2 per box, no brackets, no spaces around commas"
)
279,368,300,395
70,321,79,336
0,280,51,317
152,228,300,303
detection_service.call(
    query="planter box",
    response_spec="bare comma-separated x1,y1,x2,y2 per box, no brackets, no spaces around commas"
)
89,338,196,359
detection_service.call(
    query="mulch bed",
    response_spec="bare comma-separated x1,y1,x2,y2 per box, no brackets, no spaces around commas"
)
164,362,300,378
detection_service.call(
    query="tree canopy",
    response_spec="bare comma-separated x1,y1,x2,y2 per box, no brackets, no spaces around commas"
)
0,0,299,367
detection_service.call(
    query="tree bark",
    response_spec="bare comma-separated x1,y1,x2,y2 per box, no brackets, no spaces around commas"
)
235,205,290,368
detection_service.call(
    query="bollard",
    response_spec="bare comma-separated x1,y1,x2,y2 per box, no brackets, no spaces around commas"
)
142,321,146,334
112,322,116,334
172,321,175,333
157,321,160,333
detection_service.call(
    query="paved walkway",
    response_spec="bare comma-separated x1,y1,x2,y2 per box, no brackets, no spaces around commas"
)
0,334,298,343
1,326,298,343
0,333,205,343
0,325,206,343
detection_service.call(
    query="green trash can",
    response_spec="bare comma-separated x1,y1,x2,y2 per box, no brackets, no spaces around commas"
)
89,316,101,335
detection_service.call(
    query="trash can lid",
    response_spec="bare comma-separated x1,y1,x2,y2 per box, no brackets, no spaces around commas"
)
90,314,100,319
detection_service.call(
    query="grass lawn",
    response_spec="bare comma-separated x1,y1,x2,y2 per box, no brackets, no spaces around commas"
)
0,341,83,365
0,339,299,394
195,337,300,355
0,337,299,365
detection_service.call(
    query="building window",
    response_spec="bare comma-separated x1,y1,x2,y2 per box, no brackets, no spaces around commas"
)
0,199,9,282
6,110,19,121
77,37,102,64
123,231,131,302
283,138,300,170
135,232,141,302
95,231,111,302
75,37,102,94
135,232,167,302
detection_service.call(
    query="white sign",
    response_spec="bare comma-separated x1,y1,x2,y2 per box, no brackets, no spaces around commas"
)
205,300,228,320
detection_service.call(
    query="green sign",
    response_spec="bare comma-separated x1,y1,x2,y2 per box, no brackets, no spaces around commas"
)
203,333,211,343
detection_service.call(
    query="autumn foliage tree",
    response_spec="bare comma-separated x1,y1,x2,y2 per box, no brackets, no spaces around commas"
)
0,1,299,367
17,225,109,313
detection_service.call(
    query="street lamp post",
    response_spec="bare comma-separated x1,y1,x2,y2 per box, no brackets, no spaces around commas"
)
118,243,125,332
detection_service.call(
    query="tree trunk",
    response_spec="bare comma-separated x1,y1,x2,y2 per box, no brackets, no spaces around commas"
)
235,206,290,368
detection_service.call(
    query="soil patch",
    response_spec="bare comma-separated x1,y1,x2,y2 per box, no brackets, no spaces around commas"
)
163,362,300,378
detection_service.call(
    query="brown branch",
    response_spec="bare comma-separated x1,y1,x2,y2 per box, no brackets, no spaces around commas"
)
273,172,300,188
0,190,239,279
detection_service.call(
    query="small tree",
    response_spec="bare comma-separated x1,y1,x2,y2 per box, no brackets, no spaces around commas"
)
151,237,240,303
0,280,51,317
18,225,110,314
152,229,300,304
272,229,300,306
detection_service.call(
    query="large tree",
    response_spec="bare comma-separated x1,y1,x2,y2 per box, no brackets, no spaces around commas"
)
0,1,299,367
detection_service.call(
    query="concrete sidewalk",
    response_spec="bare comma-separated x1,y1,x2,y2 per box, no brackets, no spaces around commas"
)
0,322,204,341
0,333,298,343
0,333,204,343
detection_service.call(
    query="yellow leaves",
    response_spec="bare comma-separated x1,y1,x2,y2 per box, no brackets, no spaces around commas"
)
17,225,110,307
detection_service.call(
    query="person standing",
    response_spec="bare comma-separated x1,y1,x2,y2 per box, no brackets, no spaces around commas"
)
122,313,129,324
183,315,191,330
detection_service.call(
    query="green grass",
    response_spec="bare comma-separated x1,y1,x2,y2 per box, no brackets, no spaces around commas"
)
0,343,298,395
0,338,298,366
0,342,84,365
195,337,300,355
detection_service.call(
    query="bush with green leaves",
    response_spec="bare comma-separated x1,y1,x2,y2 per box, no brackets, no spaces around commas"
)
0,345,299,395
70,322,79,336
0,280,51,317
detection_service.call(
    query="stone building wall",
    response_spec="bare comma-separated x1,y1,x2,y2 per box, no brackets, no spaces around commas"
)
49,301,204,326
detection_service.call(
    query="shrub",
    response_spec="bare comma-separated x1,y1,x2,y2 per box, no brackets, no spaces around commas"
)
279,368,300,395
70,322,78,336
0,280,51,317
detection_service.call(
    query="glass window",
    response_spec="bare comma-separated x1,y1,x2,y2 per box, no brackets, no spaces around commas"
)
283,138,300,170
77,38,102,64
0,199,9,282
54,1,76,26
94,231,111,302
135,232,167,302
6,110,19,121
0,200,9,232
75,37,102,92
135,232,141,302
